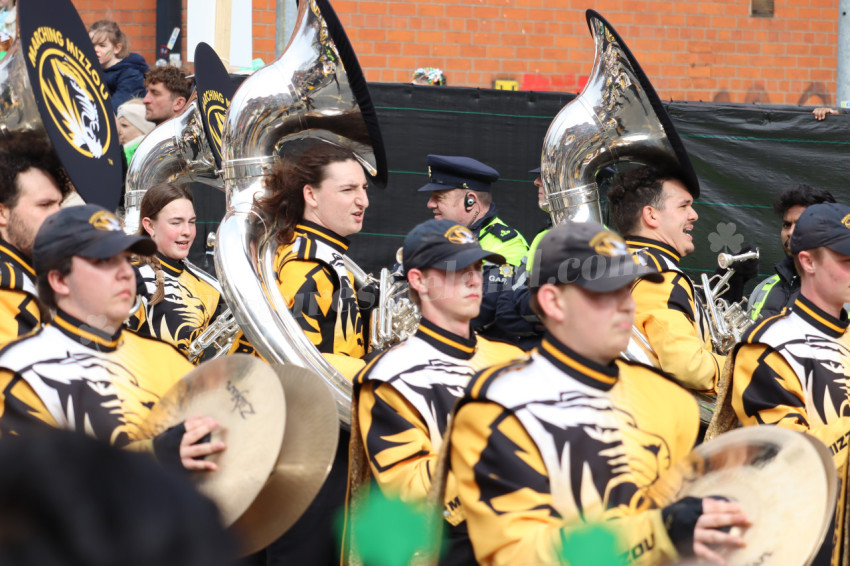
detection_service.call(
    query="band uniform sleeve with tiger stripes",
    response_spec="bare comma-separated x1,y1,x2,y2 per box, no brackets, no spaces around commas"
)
0,240,43,346
626,236,724,391
353,320,523,527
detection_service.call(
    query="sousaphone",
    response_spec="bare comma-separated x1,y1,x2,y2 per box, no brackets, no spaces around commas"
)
540,9,699,226
216,0,387,427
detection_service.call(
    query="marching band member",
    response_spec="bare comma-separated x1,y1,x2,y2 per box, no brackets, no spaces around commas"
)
0,131,69,346
126,183,222,362
0,205,223,471
447,222,748,566
243,143,371,566
608,165,724,391
747,183,836,321
731,202,850,565
348,219,523,564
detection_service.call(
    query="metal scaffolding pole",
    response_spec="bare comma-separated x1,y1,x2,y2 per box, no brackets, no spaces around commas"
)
838,0,850,107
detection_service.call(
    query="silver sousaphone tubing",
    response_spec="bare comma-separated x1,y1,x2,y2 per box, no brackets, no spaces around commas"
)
217,0,387,427
541,9,700,226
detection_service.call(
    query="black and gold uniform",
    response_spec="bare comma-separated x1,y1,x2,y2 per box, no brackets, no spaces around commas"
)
351,319,522,560
127,254,221,361
230,220,366,373
0,239,41,345
626,236,724,391
0,309,192,445
731,296,850,565
448,332,699,565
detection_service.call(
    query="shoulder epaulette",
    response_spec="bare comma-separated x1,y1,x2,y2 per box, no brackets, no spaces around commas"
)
0,261,28,291
742,310,788,344
485,223,520,242
466,356,532,400
354,342,406,386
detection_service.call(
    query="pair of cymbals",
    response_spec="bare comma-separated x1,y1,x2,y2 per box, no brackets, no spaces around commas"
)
648,426,837,566
143,354,339,556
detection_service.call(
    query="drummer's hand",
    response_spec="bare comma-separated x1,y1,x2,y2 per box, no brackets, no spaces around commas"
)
180,415,226,471
813,107,838,120
693,498,749,565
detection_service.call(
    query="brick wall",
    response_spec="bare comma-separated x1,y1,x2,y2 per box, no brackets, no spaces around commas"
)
71,0,839,106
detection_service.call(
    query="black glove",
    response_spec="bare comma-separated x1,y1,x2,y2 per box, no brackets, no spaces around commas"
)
661,496,704,557
152,422,186,473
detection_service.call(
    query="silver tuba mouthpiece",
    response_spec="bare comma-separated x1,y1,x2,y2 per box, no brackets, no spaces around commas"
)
717,249,759,270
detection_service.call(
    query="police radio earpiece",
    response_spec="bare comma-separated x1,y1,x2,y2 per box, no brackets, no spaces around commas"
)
464,193,475,211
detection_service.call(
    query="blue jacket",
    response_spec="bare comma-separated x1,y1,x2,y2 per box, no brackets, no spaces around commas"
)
104,53,149,111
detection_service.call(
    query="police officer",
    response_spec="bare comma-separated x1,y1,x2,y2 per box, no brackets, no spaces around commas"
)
418,155,528,334
419,155,528,267
348,219,524,564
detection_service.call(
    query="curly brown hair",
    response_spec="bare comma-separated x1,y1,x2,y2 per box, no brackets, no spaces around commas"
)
144,66,193,101
255,143,360,245
0,131,71,208
607,165,682,236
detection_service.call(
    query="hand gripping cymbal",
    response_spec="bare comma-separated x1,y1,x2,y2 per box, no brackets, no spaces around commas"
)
647,427,837,566
143,355,339,555
143,354,286,526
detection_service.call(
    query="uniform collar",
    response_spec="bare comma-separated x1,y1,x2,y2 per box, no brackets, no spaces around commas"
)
625,236,681,266
470,202,498,233
415,318,476,360
156,253,184,275
295,220,350,254
51,309,123,352
0,238,35,278
538,332,619,391
793,295,849,338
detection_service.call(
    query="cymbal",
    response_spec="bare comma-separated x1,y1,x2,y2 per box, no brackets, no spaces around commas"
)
143,354,286,526
230,364,339,556
648,426,837,566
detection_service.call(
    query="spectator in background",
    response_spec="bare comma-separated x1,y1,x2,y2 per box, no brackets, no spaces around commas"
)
411,67,446,86
143,66,193,126
747,183,836,321
116,98,155,164
89,20,149,111
0,0,15,41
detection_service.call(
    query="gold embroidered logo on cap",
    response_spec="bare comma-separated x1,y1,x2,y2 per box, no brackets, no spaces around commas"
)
590,231,627,257
842,214,850,229
444,224,475,245
89,210,121,231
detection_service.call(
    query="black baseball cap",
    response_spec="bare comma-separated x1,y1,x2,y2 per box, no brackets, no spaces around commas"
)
33,205,156,274
790,203,850,255
403,219,505,276
529,222,662,292
418,155,499,193
529,167,541,174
